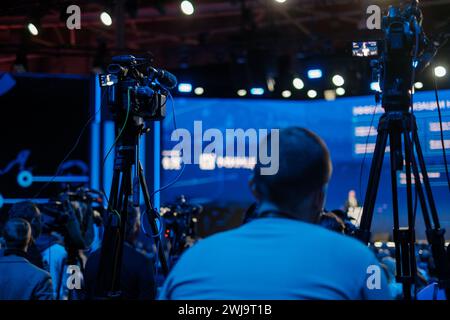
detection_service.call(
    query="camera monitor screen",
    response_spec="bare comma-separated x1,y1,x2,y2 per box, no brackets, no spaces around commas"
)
352,41,378,57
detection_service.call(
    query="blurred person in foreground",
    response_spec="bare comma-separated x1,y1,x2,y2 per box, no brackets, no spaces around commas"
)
159,127,391,300
84,205,156,300
0,218,53,300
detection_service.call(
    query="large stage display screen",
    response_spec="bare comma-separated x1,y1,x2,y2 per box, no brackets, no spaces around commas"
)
161,91,450,236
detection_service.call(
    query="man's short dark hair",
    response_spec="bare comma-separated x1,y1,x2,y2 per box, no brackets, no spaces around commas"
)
253,127,332,207
3,218,31,250
8,201,41,239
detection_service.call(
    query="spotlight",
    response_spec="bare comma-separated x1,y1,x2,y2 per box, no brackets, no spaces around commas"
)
336,87,345,96
434,66,447,78
100,11,112,26
370,81,381,92
307,90,317,99
374,241,383,248
292,77,304,90
180,1,194,15
307,69,322,79
332,74,344,87
281,90,291,98
250,88,264,96
274,0,287,3
27,23,39,36
178,83,192,93
414,82,423,89
237,89,247,97
324,90,336,101
194,87,204,95
267,77,276,92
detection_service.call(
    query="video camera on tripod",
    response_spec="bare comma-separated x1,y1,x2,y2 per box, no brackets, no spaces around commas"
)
354,0,450,300
96,55,177,299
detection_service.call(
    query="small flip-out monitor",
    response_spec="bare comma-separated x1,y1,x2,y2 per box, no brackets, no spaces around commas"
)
352,41,378,57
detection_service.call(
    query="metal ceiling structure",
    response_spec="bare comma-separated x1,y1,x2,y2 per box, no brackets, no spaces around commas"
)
0,0,449,95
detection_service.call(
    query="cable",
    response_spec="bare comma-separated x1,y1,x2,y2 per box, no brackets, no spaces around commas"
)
410,19,420,222
433,75,450,192
140,210,164,238
99,88,132,224
33,90,106,199
100,88,132,206
150,91,186,200
358,103,378,204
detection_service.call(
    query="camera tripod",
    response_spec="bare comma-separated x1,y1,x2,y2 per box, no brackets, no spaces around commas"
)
96,115,169,298
356,110,450,300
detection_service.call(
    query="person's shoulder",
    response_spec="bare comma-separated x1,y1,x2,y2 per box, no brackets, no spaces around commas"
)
291,220,375,256
170,229,235,263
19,256,52,280
326,232,378,264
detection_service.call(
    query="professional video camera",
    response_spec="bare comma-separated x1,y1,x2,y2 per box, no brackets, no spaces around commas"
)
100,54,177,120
353,0,450,300
39,187,104,250
96,54,177,298
375,1,436,111
353,1,445,110
160,195,203,262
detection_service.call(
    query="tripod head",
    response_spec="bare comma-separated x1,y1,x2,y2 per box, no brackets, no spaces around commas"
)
372,0,438,111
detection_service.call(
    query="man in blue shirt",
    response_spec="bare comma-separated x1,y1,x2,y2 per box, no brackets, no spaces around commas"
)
159,127,391,300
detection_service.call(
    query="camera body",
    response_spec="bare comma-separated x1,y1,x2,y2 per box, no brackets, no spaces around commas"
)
100,55,167,121
160,195,202,260
369,1,428,112
39,188,103,249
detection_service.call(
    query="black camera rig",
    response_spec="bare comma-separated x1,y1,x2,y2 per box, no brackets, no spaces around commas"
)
356,0,450,300
39,187,104,251
96,55,177,299
100,54,176,121
160,195,203,264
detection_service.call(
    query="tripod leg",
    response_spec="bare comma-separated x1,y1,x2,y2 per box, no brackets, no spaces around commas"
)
111,167,131,294
357,126,389,243
108,169,121,210
404,130,433,230
137,161,169,275
399,129,417,300
412,123,450,299
388,131,402,286
96,167,123,298
412,130,441,227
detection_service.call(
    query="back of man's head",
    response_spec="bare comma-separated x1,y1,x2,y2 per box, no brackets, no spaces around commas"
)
8,201,41,239
252,127,332,219
3,218,32,251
